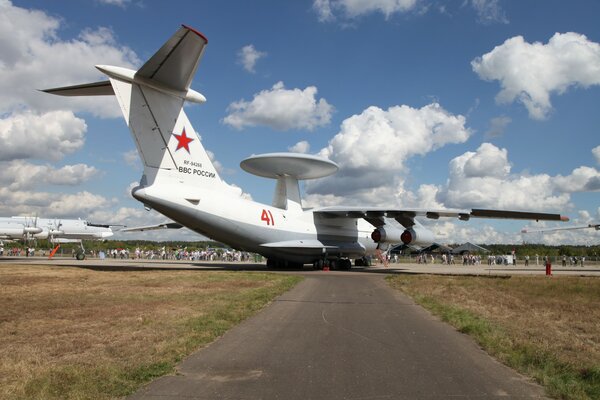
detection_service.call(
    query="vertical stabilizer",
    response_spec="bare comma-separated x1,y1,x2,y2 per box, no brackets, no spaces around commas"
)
44,25,226,192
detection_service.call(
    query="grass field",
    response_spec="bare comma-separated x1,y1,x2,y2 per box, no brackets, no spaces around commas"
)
0,264,301,400
388,274,600,400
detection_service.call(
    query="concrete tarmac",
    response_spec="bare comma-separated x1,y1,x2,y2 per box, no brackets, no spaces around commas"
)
126,271,546,400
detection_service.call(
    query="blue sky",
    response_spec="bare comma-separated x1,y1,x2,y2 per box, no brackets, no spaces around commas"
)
1,0,599,244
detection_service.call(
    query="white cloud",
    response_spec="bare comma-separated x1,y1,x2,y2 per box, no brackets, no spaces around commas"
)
461,142,511,178
237,44,266,73
0,110,87,162
97,0,131,7
554,166,600,192
317,103,470,170
0,0,140,118
469,0,508,24
0,160,99,190
472,32,600,119
0,188,113,218
437,143,571,210
306,103,471,203
223,81,334,131
313,0,418,21
288,141,311,153
593,145,600,165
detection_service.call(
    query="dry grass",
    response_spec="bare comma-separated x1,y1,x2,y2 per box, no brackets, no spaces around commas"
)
388,275,600,399
0,264,301,399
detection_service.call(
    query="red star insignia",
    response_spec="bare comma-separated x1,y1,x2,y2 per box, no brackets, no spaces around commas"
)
173,128,194,153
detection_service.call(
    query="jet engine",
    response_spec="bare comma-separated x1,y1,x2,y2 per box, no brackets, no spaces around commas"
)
399,226,435,246
371,224,434,246
370,225,404,244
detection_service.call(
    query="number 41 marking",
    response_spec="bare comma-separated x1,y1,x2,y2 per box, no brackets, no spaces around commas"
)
261,209,275,226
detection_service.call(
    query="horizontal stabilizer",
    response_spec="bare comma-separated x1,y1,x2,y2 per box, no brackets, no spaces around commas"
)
41,80,114,96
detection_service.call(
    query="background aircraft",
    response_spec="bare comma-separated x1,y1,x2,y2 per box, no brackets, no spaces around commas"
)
521,223,600,234
0,216,114,259
45,25,569,269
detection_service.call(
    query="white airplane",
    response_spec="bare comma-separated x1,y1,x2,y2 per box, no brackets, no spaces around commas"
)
521,223,599,234
0,216,114,241
44,25,569,269
0,216,114,259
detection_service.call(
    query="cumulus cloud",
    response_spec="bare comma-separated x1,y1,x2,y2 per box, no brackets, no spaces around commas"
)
437,143,571,210
237,44,266,73
554,166,600,192
313,0,418,21
0,188,113,218
0,0,139,118
223,81,334,131
0,160,99,190
288,141,311,153
0,110,87,162
306,103,471,204
472,32,600,119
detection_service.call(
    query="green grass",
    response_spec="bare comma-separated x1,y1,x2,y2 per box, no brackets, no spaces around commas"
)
387,275,600,400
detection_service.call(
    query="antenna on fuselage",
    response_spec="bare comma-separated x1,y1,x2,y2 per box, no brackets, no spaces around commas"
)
240,153,338,212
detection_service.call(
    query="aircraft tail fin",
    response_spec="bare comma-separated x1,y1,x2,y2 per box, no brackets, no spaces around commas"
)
43,25,225,191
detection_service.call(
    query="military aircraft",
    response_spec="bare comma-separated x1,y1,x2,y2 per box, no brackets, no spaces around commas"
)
44,25,569,269
521,223,599,234
0,216,114,259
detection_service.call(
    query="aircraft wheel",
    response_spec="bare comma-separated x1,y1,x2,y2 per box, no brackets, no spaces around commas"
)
75,251,86,261
340,259,352,270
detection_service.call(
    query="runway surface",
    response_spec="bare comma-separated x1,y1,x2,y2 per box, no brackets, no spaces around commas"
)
124,270,546,399
3,255,599,276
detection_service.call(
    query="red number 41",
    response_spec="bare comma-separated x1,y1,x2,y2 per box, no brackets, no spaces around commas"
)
261,209,275,226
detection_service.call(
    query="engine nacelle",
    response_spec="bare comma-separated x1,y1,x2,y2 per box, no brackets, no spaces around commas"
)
400,225,435,246
371,225,404,243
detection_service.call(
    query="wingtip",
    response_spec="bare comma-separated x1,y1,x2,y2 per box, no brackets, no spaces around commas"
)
182,24,208,44
561,215,570,222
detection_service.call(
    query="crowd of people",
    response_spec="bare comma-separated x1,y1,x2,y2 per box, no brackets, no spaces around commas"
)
98,247,258,262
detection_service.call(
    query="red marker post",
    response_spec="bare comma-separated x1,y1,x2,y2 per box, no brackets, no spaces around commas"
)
545,258,552,276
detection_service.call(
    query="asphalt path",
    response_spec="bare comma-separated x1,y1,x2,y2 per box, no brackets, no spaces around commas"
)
128,271,546,400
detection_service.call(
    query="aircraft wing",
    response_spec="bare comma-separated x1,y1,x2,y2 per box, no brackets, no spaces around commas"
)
120,222,184,232
521,223,599,233
313,206,569,227
136,24,208,92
